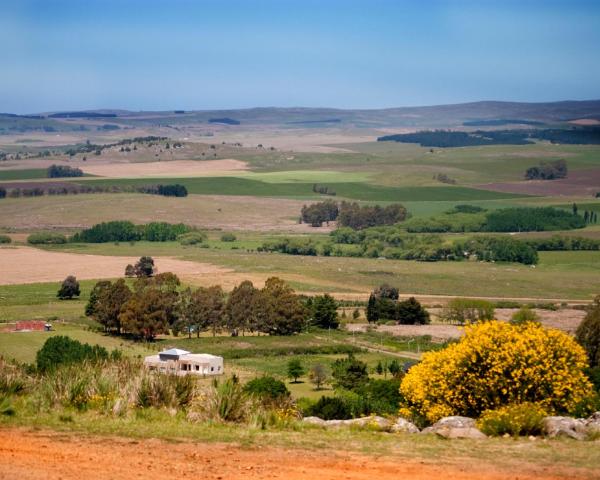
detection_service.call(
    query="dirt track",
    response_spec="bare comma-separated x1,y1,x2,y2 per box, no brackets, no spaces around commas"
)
0,428,586,480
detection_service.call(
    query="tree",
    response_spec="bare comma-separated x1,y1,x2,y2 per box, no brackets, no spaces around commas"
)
287,358,305,383
396,297,430,325
124,264,136,277
92,279,132,334
57,275,80,300
352,309,360,320
573,203,578,216
576,296,600,368
259,277,307,335
198,285,225,337
311,294,339,329
119,287,171,341
366,294,378,323
309,364,329,390
388,359,402,378
85,280,111,316
375,360,384,376
225,281,259,336
331,353,369,391
134,256,155,277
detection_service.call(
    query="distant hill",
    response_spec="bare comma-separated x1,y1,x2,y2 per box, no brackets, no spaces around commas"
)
4,100,600,132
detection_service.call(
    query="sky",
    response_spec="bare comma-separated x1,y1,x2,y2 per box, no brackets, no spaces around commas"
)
1,0,600,113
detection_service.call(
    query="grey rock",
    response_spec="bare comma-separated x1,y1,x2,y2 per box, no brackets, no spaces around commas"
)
543,416,587,440
302,416,326,426
390,418,420,434
420,416,485,439
585,412,600,435
434,426,487,440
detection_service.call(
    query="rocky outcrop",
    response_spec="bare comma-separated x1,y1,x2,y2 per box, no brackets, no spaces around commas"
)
584,412,600,435
542,416,587,440
421,416,486,439
302,415,398,431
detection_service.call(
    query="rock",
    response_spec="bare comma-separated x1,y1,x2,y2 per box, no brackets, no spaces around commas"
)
302,416,326,426
542,416,587,440
420,416,485,439
390,418,420,434
433,426,487,439
584,412,600,435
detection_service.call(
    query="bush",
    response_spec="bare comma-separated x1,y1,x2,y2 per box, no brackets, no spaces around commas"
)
477,403,548,437
0,234,11,244
305,396,352,420
400,321,594,423
244,376,290,403
178,231,207,245
0,187,6,199
331,354,369,391
220,233,236,242
36,336,110,372
442,298,494,325
27,232,67,244
510,307,539,325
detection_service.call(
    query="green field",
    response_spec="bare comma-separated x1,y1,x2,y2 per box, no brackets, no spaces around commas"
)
0,168,48,181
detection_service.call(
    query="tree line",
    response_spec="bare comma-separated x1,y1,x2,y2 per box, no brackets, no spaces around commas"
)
47,164,83,178
71,221,192,243
83,260,341,341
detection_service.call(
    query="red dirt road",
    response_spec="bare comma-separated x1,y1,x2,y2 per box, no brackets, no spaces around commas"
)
0,428,591,480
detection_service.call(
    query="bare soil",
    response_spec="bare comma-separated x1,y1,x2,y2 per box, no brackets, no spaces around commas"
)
0,427,590,480
80,159,248,177
478,168,600,197
0,247,231,285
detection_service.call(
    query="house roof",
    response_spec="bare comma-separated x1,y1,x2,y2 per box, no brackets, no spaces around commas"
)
159,348,190,356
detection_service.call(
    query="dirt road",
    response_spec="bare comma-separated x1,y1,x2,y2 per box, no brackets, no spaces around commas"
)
0,427,590,480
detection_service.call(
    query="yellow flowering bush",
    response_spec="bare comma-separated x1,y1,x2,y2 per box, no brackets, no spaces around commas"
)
477,402,548,437
400,321,593,423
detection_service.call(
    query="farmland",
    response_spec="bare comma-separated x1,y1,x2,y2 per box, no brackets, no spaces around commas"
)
2,108,600,480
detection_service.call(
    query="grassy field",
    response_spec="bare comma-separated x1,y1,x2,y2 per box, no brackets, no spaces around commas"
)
33,241,600,299
0,168,49,181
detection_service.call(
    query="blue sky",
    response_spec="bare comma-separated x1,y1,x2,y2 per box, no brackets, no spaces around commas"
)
1,0,599,113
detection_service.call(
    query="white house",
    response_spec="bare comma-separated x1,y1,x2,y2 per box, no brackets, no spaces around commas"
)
144,348,224,376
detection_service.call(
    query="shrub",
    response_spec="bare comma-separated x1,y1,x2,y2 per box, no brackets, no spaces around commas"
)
177,231,207,245
510,307,539,325
442,298,494,325
477,403,548,437
244,376,290,403
27,232,67,244
400,321,594,423
306,396,352,420
36,336,110,372
0,187,6,199
220,233,236,242
136,373,195,409
195,376,251,423
0,234,11,244
331,354,369,391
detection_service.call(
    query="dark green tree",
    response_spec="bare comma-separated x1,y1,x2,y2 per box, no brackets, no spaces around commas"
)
85,280,111,316
57,275,80,300
287,358,305,383
396,297,430,325
311,294,339,329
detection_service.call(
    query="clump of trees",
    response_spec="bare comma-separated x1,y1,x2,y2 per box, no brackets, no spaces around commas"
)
137,184,188,197
485,207,585,232
337,202,408,230
86,273,309,341
525,159,567,180
366,285,430,324
47,164,83,178
312,184,336,196
72,221,193,243
306,294,339,329
27,233,67,244
300,200,339,227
